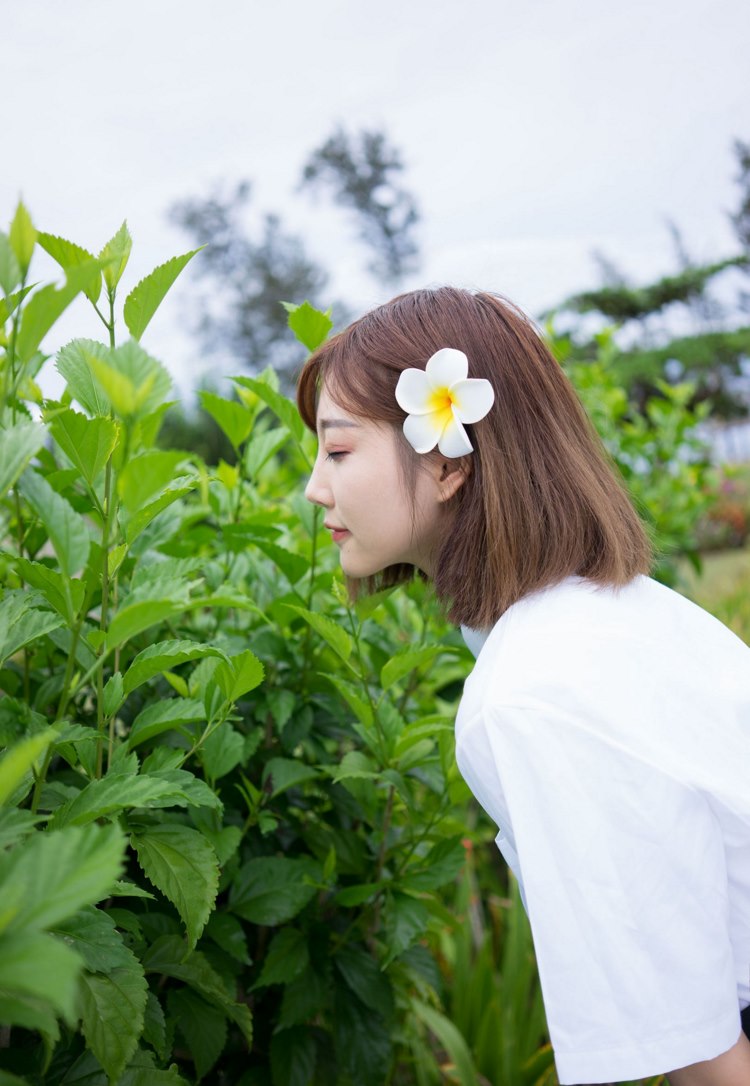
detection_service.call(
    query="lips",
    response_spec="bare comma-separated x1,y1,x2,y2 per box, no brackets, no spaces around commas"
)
325,523,350,543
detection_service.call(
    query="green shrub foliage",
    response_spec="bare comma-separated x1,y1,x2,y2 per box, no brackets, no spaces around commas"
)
0,202,710,1085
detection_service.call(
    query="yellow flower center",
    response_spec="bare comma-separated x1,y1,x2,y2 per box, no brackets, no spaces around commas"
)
428,387,456,427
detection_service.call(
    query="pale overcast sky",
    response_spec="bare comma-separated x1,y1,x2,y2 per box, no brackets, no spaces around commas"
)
4,0,749,401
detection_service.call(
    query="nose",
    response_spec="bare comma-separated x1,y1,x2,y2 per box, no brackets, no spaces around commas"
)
304,457,331,508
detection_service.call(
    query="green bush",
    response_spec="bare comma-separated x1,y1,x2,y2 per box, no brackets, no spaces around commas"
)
0,203,710,1085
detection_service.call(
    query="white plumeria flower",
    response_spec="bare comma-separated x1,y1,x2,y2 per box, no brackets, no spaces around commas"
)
394,347,495,457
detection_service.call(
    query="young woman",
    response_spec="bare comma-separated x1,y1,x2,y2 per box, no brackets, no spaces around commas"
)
296,286,750,1086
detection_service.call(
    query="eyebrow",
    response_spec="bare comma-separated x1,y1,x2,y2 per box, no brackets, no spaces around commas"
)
318,418,361,432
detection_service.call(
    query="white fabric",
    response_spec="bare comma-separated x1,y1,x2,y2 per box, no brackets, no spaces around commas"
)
456,573,750,1084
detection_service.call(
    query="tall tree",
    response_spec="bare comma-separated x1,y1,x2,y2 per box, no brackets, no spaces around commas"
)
546,239,750,416
168,180,341,386
729,138,750,312
300,126,421,285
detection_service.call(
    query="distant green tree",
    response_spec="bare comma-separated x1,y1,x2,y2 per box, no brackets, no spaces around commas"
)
168,180,342,387
545,208,750,416
729,138,750,311
300,126,421,285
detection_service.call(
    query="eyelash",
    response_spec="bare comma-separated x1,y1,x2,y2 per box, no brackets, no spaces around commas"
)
325,452,346,462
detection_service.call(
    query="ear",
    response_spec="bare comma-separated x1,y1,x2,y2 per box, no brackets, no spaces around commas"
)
437,456,472,503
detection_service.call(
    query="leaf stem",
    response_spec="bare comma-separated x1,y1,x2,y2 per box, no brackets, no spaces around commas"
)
95,300,117,776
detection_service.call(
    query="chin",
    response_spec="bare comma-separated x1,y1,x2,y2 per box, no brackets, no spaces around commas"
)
340,552,391,580
340,560,378,580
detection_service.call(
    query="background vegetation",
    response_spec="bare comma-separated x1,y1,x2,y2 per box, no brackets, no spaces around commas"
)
0,149,748,1086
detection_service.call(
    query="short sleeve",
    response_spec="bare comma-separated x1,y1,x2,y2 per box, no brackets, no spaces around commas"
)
482,703,742,1085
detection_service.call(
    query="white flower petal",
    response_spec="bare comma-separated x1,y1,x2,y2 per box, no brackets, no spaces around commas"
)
403,411,442,453
425,348,468,390
437,414,474,457
395,368,433,414
450,378,495,423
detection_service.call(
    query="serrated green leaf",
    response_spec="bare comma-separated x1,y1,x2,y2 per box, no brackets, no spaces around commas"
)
18,468,90,577
396,737,435,772
0,824,124,934
334,882,383,907
0,728,56,806
86,353,138,417
0,230,21,294
0,419,47,499
123,640,227,695
120,1058,190,1086
109,880,156,900
37,232,101,304
230,856,320,925
127,697,205,749
53,1048,189,1086
0,283,35,325
102,670,124,717
47,407,118,484
199,390,253,449
284,604,352,664
106,597,191,649
231,375,305,443
249,537,308,584
0,809,42,850
285,300,333,352
253,927,308,989
380,646,445,691
0,995,59,1055
261,757,319,798
204,911,249,964
0,930,81,1023
55,338,112,416
323,673,373,727
142,991,168,1061
278,965,328,1029
0,592,65,667
10,556,85,625
53,905,134,973
243,425,288,477
335,943,394,1022
142,934,253,1047
87,339,172,420
79,949,148,1082
400,837,466,892
117,449,192,512
168,988,227,1080
266,688,296,733
333,982,392,1086
270,1025,317,1086
148,769,221,811
214,649,264,703
9,200,36,274
123,247,202,340
383,893,430,967
200,725,245,781
353,585,397,620
329,750,378,785
98,221,132,292
122,481,195,545
47,772,202,829
132,824,219,948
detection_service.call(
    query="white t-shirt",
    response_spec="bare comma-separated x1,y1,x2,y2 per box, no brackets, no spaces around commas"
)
456,573,750,1085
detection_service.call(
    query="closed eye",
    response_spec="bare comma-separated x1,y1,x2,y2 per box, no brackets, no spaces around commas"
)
325,451,347,462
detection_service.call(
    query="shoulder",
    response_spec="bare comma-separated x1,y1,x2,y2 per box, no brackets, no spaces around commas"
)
458,572,750,733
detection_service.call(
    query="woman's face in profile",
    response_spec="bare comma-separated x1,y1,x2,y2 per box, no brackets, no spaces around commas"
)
304,383,448,579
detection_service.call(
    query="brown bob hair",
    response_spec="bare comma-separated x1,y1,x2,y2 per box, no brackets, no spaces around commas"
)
296,286,655,629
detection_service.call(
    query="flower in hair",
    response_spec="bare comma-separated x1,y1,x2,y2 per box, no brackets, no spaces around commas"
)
394,347,495,457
